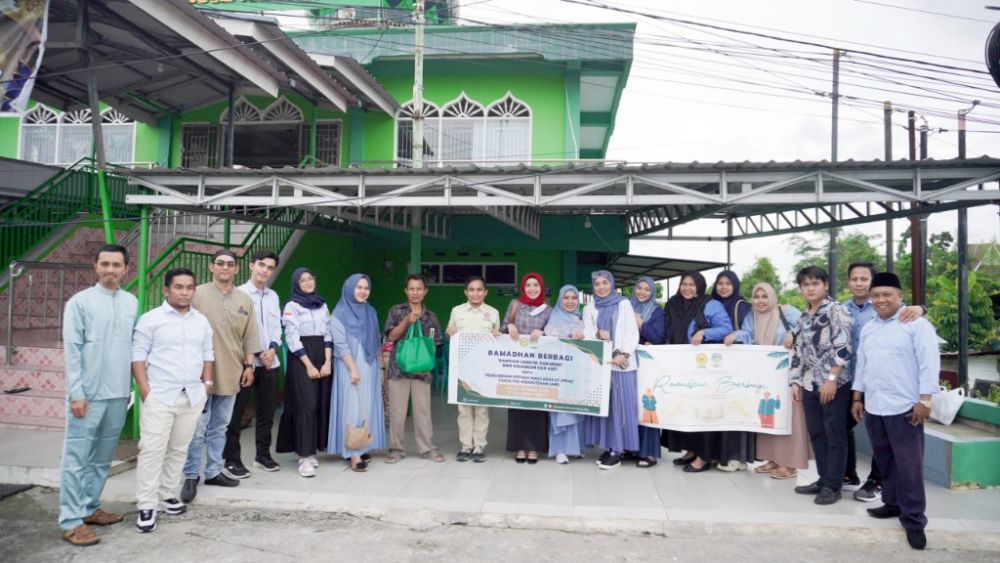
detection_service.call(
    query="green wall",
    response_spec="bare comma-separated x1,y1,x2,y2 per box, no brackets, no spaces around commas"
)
0,116,19,158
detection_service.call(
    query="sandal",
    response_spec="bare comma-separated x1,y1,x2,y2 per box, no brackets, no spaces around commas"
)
349,458,369,472
385,452,404,464
754,461,779,474
515,450,527,464
360,453,371,462
420,451,446,463
771,467,797,480
526,452,538,464
637,456,658,468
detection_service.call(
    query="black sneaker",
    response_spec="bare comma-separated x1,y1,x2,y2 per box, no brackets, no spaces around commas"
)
253,455,280,472
180,477,198,503
204,473,240,487
842,475,862,492
854,479,882,503
472,447,486,463
866,504,902,519
906,528,927,550
160,498,187,516
598,451,621,470
456,448,473,462
135,509,156,533
222,461,251,480
596,450,612,466
794,481,822,495
814,487,842,505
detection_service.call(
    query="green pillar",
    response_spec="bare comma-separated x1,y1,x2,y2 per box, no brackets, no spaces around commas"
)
409,208,422,274
349,107,365,167
223,218,231,248
97,168,114,243
126,205,150,439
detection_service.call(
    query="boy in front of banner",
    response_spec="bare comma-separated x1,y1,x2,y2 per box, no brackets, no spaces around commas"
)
445,276,501,462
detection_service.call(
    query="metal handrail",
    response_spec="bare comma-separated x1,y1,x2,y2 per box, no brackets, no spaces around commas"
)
5,261,94,364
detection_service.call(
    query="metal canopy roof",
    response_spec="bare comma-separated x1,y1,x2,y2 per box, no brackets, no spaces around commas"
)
34,0,395,123
606,254,727,286
124,157,1000,239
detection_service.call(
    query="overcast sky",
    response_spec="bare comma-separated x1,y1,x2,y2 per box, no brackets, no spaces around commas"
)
463,0,1000,289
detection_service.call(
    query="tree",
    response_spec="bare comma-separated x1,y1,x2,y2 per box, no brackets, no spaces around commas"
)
740,256,782,294
788,230,886,300
927,271,997,351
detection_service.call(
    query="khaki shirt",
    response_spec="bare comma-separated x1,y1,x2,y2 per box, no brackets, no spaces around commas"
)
447,302,500,334
192,282,261,395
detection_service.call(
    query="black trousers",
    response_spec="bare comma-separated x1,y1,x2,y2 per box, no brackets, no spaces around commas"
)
846,395,882,483
802,384,851,491
223,366,278,463
275,336,332,457
865,411,927,530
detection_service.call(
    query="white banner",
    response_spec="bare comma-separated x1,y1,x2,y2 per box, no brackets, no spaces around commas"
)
636,344,791,434
448,332,611,415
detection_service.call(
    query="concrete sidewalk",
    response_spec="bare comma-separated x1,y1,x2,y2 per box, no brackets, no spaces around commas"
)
4,395,999,548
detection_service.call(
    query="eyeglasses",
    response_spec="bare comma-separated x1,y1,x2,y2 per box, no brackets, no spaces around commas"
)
213,261,237,269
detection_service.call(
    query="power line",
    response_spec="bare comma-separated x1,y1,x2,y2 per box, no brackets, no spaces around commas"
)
851,0,996,24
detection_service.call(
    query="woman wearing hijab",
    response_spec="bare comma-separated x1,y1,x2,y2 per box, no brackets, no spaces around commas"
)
659,271,732,472
503,273,553,463
276,268,333,478
727,282,809,480
630,276,665,468
582,270,640,470
327,274,386,472
544,285,587,464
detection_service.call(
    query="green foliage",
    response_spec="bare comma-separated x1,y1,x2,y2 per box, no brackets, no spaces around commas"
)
620,280,664,302
740,256,782,294
926,271,998,352
780,288,807,310
974,384,1000,406
788,230,886,294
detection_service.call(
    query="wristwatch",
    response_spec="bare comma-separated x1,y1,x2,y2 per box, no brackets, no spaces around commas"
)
918,399,932,408
242,363,253,371
826,374,838,382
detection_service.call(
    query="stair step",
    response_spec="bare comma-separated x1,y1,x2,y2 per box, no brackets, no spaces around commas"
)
0,366,65,394
0,345,64,367
0,392,65,428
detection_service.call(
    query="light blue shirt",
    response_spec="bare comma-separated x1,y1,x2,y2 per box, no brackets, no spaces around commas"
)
843,298,875,376
62,284,138,402
852,307,940,416
238,281,282,369
282,301,333,357
734,305,802,345
131,301,215,407
685,299,731,343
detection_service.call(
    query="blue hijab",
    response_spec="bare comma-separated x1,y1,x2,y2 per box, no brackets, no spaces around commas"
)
290,267,325,310
629,275,658,323
545,285,584,338
711,270,750,330
332,273,380,363
592,270,624,334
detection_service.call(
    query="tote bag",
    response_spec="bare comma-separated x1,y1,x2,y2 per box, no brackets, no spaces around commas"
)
345,386,372,450
930,386,965,426
395,319,436,373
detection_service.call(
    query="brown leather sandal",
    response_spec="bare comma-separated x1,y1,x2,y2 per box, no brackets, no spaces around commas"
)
62,524,100,546
83,508,124,526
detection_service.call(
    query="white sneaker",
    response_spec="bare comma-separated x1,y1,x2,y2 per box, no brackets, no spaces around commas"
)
298,458,316,478
716,460,744,472
307,455,319,468
555,453,570,465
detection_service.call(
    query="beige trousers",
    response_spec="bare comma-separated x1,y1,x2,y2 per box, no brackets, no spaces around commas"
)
387,378,436,455
457,405,489,450
135,392,204,510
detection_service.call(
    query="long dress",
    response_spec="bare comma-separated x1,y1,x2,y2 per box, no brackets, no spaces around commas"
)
735,306,812,469
637,307,665,459
275,302,333,457
583,300,641,453
545,315,586,458
503,301,553,453
326,315,387,457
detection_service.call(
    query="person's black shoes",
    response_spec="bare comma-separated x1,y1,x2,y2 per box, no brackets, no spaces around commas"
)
794,481,822,495
906,528,927,550
180,477,198,503
866,505,902,519
253,455,280,472
222,461,251,480
204,473,240,487
814,487,842,505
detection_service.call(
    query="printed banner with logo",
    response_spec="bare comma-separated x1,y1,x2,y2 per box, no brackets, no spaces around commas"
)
636,344,791,435
1,0,50,113
448,332,611,415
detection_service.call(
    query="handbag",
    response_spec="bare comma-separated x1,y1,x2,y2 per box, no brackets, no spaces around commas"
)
930,385,965,425
344,386,372,450
395,319,436,373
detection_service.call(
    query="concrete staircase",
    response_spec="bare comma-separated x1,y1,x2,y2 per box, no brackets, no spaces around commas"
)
0,344,65,429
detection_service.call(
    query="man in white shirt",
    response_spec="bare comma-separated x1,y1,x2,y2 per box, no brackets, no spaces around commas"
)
223,250,283,476
131,268,215,534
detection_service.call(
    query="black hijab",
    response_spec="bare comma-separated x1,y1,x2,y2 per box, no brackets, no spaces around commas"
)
711,270,751,330
663,271,709,344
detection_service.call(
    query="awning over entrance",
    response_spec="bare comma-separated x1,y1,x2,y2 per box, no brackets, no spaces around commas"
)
34,0,396,124
605,253,726,287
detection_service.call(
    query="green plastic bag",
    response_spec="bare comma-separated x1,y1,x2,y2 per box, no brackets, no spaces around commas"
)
395,319,436,373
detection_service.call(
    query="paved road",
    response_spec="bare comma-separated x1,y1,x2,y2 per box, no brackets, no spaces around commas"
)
2,487,997,562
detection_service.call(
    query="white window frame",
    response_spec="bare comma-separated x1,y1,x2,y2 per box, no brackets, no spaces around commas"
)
420,262,518,286
19,105,136,166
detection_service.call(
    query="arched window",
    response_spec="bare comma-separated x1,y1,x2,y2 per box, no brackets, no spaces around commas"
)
486,93,531,162
219,97,263,124
19,105,135,165
439,94,485,163
395,101,440,165
262,98,303,123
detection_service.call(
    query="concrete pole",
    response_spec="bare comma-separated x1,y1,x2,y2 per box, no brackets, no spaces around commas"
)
828,49,840,296
957,105,974,388
908,110,924,305
409,207,422,275
884,101,894,272
411,0,425,168
79,0,114,243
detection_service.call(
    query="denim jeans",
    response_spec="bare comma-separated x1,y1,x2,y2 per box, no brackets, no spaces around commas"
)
183,393,236,480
